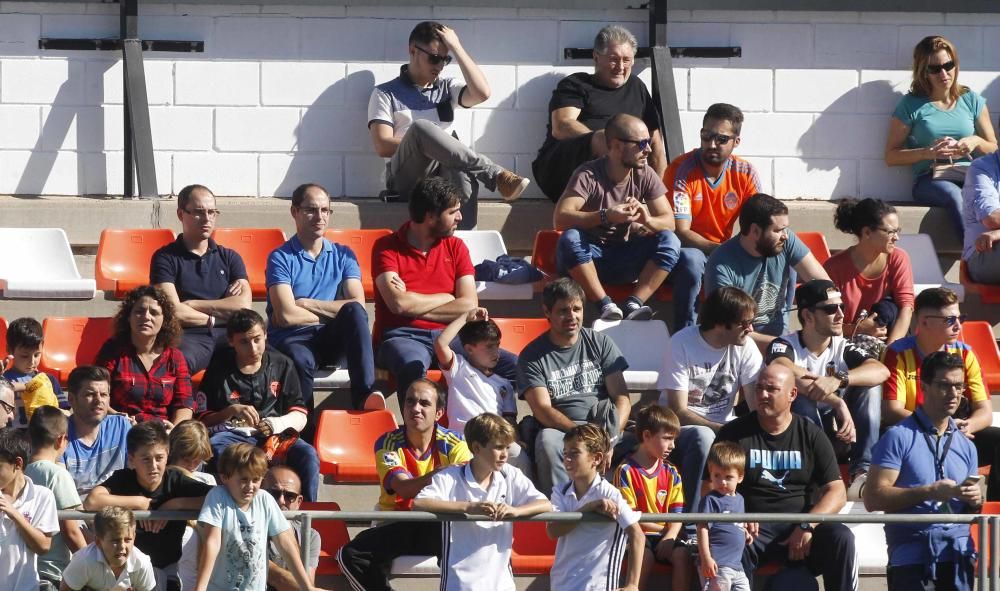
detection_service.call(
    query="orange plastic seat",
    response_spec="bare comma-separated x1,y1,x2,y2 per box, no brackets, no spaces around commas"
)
960,321,1000,394
38,317,114,384
324,229,393,300
961,260,1000,305
970,501,1000,569
511,520,556,575
95,229,175,298
493,318,549,355
298,501,350,576
796,232,832,265
315,409,398,482
212,228,286,300
0,317,7,360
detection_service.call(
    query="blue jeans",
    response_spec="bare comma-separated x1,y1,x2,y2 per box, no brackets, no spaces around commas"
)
555,228,681,284
666,247,706,330
913,173,964,240
376,326,517,399
792,385,881,476
670,425,715,513
209,430,320,502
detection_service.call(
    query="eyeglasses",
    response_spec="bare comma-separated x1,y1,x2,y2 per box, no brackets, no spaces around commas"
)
184,208,221,219
876,226,901,236
926,61,956,75
598,54,633,67
931,380,967,393
615,137,652,151
813,303,843,315
297,206,331,217
700,130,735,146
925,314,966,327
0,399,13,414
267,489,301,503
414,45,452,66
736,318,754,330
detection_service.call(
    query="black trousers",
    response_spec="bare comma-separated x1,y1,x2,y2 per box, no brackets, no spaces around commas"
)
973,426,1000,501
742,521,858,591
337,521,442,591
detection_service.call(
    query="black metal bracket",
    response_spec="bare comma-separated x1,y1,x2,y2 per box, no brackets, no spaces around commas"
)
39,38,204,53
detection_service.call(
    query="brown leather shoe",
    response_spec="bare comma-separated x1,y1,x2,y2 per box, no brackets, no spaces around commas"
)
496,169,529,202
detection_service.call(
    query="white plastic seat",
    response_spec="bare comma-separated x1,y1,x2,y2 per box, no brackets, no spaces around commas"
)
390,555,439,576
592,319,671,391
312,367,351,390
454,230,532,301
896,234,964,301
0,228,95,299
841,502,890,572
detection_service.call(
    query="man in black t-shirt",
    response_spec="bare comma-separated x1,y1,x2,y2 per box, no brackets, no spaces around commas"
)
532,24,666,202
714,363,858,591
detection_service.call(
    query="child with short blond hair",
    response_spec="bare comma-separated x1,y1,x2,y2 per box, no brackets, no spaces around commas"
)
697,441,751,591
168,420,215,485
60,506,156,591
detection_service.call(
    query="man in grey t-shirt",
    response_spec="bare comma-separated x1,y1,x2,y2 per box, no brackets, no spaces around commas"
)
517,278,630,495
704,193,829,347
264,466,320,590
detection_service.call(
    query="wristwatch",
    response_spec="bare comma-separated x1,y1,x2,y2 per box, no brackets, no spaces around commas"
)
835,370,850,390
600,208,609,225
799,522,814,532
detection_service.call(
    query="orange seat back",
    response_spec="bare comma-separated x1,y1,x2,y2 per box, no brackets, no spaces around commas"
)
511,520,556,574
314,409,397,482
95,229,175,298
324,229,393,299
212,228,286,299
959,321,1000,393
494,318,549,355
531,230,561,278
298,501,349,576
796,231,832,265
39,317,114,384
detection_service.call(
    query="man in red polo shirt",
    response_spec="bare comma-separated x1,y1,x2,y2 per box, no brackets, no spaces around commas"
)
373,176,518,402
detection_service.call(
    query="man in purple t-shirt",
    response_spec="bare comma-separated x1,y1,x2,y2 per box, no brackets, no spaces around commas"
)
553,113,680,322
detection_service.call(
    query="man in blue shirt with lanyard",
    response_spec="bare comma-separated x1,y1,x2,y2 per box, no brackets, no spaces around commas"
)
864,351,983,591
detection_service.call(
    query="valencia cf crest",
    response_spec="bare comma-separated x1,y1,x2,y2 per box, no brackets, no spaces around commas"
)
656,489,668,505
229,390,241,401
723,191,739,210
270,381,281,397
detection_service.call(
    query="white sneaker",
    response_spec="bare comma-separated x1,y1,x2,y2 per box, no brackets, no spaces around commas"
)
847,471,867,501
363,391,386,411
625,305,654,321
600,302,624,321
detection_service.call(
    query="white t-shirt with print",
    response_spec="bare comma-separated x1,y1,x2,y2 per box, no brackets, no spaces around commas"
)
0,476,59,591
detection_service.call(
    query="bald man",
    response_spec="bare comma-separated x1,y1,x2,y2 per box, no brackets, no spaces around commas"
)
263,466,320,591
553,113,680,322
713,364,858,591
0,378,15,429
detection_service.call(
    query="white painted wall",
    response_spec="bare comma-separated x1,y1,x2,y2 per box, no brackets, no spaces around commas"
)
0,3,998,199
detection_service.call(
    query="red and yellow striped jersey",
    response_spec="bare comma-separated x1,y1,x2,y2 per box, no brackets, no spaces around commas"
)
882,335,987,411
613,454,684,515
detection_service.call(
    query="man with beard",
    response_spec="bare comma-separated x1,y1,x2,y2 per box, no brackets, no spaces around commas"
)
663,103,760,330
766,280,890,500
660,286,763,516
266,183,382,414
705,193,830,347
553,113,680,321
533,24,666,201
374,176,517,401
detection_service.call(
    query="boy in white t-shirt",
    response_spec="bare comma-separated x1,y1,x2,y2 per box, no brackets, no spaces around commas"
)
548,424,644,591
0,427,59,591
434,308,531,474
193,443,328,591
60,506,156,591
414,412,551,591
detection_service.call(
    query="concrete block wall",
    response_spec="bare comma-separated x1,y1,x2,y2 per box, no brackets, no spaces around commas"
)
0,4,998,199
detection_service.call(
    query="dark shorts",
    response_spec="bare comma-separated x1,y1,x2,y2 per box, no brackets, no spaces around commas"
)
532,133,594,202
644,532,689,564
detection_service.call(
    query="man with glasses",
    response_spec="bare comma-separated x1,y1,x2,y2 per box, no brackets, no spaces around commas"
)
962,151,1000,283
865,351,981,591
663,103,761,330
553,113,680,321
534,24,666,202
0,378,15,429
264,466,320,590
766,280,890,500
882,287,1000,500
660,286,762,518
368,20,528,230
151,183,251,374
266,183,382,415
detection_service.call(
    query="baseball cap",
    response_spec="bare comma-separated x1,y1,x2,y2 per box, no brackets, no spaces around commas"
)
794,279,841,310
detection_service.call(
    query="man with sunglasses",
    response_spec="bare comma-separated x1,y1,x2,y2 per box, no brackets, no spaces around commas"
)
264,466,320,591
0,378,15,430
368,21,529,230
151,184,251,374
553,113,680,321
882,287,1000,500
766,280,890,500
663,103,760,330
534,24,666,202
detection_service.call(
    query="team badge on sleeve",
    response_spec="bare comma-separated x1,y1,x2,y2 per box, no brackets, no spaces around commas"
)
382,452,402,468
673,192,691,215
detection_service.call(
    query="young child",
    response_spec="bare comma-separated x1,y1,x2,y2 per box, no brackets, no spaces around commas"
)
193,443,328,591
2,317,66,426
614,405,690,591
433,308,529,474
697,441,752,591
169,419,217,591
0,427,58,591
26,406,88,589
60,506,156,591
413,412,551,591
84,420,213,591
548,424,644,591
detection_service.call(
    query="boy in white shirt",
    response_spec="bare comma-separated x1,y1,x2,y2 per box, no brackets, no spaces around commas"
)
414,412,551,591
60,506,156,591
0,427,59,591
548,424,644,591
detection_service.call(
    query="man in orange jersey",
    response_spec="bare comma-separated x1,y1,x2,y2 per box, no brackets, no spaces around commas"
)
664,103,761,330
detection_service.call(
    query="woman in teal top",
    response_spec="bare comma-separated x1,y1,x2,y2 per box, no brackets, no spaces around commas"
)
885,35,997,239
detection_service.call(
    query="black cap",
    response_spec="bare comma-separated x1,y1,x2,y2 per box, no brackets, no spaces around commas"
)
794,279,841,310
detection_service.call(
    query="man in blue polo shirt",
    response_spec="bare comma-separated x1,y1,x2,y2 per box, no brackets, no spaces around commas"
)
368,20,529,230
151,183,252,374
865,351,982,591
266,183,382,413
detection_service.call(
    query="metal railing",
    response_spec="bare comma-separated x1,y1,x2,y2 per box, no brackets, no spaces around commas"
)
58,510,1000,589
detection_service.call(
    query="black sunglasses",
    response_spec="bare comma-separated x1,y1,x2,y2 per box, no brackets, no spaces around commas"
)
615,137,652,151
926,61,956,75
0,399,13,414
267,489,301,503
813,303,843,315
415,45,453,66
925,314,966,327
700,130,735,146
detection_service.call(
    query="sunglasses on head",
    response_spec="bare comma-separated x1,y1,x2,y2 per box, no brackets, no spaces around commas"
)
267,489,301,503
813,303,843,315
615,137,652,151
926,314,966,326
700,130,735,146
415,45,453,66
926,61,956,75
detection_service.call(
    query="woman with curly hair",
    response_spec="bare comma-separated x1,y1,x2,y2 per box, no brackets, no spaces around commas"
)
96,285,194,427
